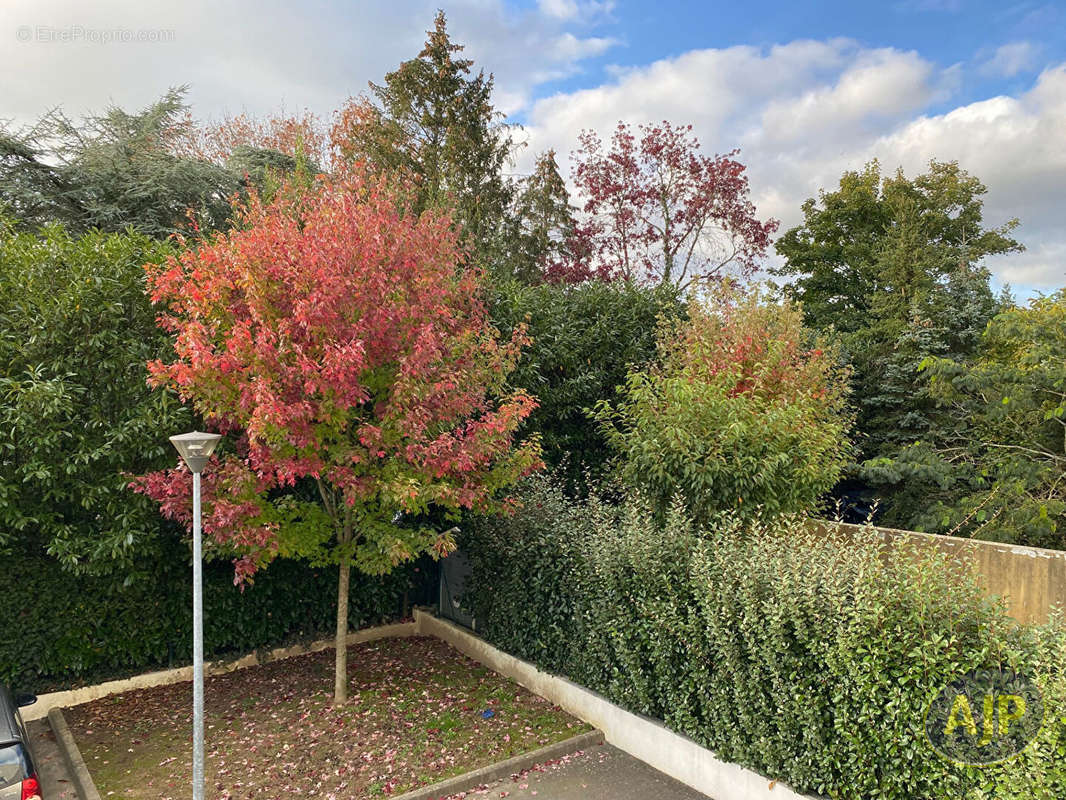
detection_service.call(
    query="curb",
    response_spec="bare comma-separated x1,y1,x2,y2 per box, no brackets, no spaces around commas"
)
391,729,604,800
47,708,102,800
415,610,815,800
23,621,417,722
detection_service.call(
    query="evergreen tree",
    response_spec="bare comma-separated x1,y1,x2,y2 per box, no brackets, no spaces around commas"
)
865,291,1066,548
331,12,516,272
0,127,82,228
860,264,1005,455
0,88,240,237
507,150,579,283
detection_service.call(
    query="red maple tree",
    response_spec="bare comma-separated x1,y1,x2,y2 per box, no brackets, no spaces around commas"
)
568,121,778,291
134,175,541,703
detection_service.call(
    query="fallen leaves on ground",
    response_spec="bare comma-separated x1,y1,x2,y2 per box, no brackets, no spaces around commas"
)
66,636,587,799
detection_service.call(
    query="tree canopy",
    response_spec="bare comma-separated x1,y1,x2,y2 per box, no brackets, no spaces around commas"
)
570,121,777,291
134,175,541,703
593,284,852,523
330,12,516,273
506,150,580,284
775,160,1021,341
865,291,1066,548
0,89,240,237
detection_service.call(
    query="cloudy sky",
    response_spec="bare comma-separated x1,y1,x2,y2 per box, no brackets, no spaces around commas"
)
2,0,1063,295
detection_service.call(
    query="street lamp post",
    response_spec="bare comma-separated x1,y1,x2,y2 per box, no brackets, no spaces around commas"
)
169,431,222,800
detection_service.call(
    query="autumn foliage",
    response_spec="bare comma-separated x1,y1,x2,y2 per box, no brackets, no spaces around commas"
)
568,122,778,290
179,109,330,169
593,283,851,523
133,175,541,701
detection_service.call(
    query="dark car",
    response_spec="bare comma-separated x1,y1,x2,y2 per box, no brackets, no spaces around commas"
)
0,686,39,800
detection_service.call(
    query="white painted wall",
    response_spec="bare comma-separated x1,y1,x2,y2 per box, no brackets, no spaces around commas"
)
414,609,816,800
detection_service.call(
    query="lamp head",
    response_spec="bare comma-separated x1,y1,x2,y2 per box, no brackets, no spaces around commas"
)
169,431,222,474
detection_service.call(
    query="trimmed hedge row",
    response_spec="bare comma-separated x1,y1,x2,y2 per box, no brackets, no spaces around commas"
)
460,477,1066,800
3,540,430,693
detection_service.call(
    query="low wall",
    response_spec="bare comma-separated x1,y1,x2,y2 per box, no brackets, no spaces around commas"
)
414,608,815,800
22,621,416,722
814,521,1066,625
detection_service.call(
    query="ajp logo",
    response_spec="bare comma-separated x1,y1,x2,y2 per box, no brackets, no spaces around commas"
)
925,668,1044,765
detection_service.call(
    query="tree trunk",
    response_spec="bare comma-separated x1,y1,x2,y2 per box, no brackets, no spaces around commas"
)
334,559,351,705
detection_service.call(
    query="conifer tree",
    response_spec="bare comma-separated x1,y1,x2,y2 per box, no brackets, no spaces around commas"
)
331,12,516,271
0,89,239,237
509,150,581,283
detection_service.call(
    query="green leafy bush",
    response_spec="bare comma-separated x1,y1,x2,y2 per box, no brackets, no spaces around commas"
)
1,539,428,693
462,477,1065,799
490,280,681,492
461,477,589,674
0,220,190,573
593,285,852,522
974,615,1066,798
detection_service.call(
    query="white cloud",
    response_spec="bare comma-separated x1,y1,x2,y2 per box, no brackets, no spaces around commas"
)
0,0,617,125
522,40,854,156
0,2,1061,292
980,41,1041,78
521,45,1066,292
537,0,615,22
549,32,615,63
538,0,580,20
758,49,943,147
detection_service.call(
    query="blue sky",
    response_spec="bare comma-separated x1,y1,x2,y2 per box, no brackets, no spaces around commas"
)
522,1,1065,115
2,0,1063,294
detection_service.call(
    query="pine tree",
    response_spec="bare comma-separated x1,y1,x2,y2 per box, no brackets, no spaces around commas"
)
0,89,240,237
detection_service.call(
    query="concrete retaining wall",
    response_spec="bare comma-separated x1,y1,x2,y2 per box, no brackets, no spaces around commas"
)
413,609,815,800
814,521,1066,625
22,621,416,722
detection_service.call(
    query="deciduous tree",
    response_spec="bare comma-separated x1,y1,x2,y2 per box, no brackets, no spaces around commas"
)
570,122,777,291
180,109,329,170
134,176,541,704
593,283,851,523
774,161,1021,456
773,160,1024,527
776,161,1020,338
179,109,329,198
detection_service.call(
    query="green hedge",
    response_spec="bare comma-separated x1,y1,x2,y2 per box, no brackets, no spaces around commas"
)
489,280,680,492
3,540,430,693
461,477,1066,799
0,223,191,574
